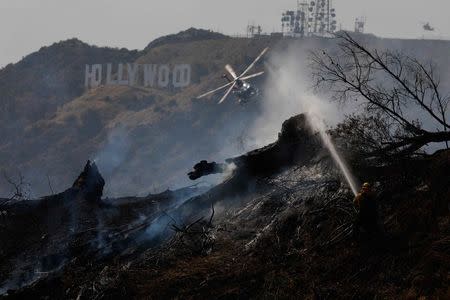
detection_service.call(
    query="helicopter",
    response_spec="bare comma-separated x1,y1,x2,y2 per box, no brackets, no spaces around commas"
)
422,22,435,32
196,47,269,104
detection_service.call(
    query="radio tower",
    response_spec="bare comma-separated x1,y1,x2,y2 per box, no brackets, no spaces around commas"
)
282,1,337,37
354,17,366,33
307,0,337,36
281,1,311,37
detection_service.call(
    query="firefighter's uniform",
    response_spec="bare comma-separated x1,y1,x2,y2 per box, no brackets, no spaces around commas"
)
353,183,379,237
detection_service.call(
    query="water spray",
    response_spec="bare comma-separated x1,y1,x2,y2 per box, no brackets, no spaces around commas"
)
249,47,359,196
308,113,359,196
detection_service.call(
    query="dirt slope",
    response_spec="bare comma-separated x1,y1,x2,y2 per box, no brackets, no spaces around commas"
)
2,114,448,299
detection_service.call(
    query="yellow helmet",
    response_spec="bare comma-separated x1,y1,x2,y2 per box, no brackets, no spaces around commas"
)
362,182,371,190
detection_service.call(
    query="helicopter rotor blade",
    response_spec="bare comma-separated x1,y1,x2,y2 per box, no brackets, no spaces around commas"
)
239,47,269,78
225,64,238,79
218,82,236,104
196,81,234,99
240,71,265,81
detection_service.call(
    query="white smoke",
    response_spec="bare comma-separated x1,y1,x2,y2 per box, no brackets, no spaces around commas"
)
245,44,360,194
244,44,359,150
93,126,131,196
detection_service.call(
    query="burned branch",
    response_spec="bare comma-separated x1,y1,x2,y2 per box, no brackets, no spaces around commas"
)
3,171,30,202
312,32,450,159
170,205,216,256
46,174,55,195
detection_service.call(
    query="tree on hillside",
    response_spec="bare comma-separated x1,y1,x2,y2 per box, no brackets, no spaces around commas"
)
311,32,450,159
2,171,30,202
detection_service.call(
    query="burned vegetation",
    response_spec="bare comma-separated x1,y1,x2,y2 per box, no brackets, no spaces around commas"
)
1,34,449,299
312,32,450,161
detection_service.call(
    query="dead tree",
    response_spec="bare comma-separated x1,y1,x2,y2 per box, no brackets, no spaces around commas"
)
311,32,450,159
2,171,30,202
47,174,55,195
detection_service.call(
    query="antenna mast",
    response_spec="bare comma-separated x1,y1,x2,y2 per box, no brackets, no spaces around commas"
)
283,0,337,37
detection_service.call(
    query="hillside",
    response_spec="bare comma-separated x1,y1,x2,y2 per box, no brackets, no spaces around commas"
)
0,29,275,197
1,114,448,299
1,29,450,198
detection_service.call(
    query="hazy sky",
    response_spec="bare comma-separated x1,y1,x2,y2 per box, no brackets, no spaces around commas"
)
0,0,448,67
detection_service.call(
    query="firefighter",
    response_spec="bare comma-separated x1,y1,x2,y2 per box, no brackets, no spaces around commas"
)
353,182,379,238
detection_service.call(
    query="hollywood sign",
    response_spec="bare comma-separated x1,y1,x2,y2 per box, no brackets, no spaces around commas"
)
84,63,191,89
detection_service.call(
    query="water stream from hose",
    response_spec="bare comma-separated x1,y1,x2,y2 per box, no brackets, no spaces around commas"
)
308,114,359,196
